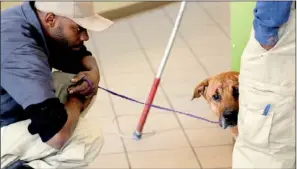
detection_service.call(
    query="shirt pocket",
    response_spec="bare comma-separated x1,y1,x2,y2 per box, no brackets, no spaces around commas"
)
240,104,274,150
238,86,276,149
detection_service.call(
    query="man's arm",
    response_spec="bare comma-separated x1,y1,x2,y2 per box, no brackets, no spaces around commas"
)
49,45,93,74
81,55,99,74
71,45,100,74
46,96,83,149
1,45,83,149
253,1,292,49
67,46,100,96
50,45,100,97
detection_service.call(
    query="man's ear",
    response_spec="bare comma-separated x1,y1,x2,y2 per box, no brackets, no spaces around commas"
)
44,12,56,27
192,78,209,100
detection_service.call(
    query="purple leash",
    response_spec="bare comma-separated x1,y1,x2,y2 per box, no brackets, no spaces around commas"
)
98,86,219,124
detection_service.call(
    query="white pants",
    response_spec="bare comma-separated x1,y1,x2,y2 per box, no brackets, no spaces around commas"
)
232,4,295,169
1,71,102,169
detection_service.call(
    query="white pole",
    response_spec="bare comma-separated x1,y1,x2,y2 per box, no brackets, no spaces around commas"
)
156,1,187,78
134,1,187,140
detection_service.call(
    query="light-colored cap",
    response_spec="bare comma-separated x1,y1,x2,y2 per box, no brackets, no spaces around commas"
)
35,2,113,32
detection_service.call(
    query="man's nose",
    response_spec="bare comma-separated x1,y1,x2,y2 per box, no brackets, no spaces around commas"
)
80,31,89,41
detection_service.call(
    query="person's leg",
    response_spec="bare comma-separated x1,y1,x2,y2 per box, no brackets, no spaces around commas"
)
232,4,295,169
2,117,103,168
1,71,102,169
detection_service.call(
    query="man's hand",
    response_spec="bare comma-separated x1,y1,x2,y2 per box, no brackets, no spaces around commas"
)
260,43,275,51
68,70,100,96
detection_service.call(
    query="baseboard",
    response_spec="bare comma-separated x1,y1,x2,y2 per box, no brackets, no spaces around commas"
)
99,2,174,20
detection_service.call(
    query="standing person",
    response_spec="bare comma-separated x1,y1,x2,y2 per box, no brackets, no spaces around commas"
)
1,1,113,169
232,1,295,168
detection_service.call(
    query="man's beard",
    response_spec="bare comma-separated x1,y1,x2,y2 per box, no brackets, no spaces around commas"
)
54,25,70,48
53,25,83,50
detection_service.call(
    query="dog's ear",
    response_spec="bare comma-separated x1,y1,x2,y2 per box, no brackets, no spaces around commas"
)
192,78,209,100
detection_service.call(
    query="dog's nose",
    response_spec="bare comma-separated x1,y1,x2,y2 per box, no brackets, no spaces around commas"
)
223,110,238,120
223,109,238,116
219,110,238,129
223,110,238,121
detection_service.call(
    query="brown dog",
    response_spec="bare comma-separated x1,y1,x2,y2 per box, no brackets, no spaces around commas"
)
192,71,239,138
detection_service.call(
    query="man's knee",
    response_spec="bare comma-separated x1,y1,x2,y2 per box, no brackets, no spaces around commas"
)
52,71,75,104
52,71,95,117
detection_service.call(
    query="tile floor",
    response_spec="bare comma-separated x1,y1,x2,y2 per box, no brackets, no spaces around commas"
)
84,2,233,169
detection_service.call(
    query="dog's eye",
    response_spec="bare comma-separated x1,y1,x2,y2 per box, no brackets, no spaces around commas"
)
212,93,221,101
232,87,239,99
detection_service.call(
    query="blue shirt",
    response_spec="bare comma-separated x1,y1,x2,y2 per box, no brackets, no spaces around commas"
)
1,2,91,127
253,1,294,46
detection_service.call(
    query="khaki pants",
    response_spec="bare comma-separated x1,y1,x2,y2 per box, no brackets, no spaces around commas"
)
232,4,295,169
1,71,103,169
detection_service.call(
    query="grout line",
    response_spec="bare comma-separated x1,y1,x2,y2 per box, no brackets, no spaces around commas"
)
127,6,206,169
98,152,128,156
110,20,157,168
98,143,233,156
161,5,213,169
162,3,210,77
102,126,222,137
198,3,230,40
89,33,132,169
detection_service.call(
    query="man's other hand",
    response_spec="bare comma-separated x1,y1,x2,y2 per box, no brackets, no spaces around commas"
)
260,43,275,51
68,70,99,96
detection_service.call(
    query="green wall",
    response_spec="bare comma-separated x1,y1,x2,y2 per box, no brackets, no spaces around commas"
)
230,2,256,72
